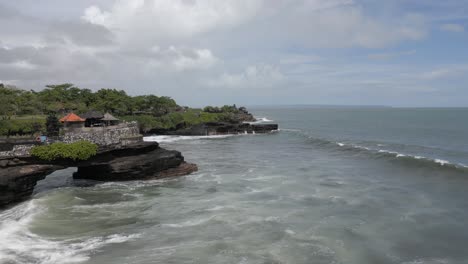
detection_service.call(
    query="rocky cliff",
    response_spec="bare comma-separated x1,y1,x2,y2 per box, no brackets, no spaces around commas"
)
0,142,197,207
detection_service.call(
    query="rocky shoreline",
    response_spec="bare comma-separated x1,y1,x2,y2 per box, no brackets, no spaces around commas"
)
0,120,278,208
147,122,279,136
0,142,197,207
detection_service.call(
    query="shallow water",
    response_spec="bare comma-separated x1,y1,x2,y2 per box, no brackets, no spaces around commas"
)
1,107,468,264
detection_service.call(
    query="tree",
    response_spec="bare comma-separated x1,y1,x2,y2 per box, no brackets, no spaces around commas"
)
0,85,20,119
93,88,131,115
46,114,60,136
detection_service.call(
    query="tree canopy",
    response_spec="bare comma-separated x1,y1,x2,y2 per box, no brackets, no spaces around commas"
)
0,83,179,117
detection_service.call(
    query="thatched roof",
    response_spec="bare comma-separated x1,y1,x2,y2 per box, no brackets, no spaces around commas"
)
81,110,104,119
102,112,119,121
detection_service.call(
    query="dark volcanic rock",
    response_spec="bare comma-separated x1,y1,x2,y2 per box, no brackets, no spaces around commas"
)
149,122,278,136
0,164,65,207
74,145,190,181
0,142,197,207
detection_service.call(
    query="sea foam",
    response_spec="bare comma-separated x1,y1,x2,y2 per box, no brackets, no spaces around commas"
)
144,134,234,143
0,200,140,264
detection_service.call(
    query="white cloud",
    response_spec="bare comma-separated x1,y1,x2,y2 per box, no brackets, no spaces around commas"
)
440,23,465,32
10,60,37,70
81,0,427,49
294,9,427,48
82,0,263,43
208,64,284,89
146,46,219,71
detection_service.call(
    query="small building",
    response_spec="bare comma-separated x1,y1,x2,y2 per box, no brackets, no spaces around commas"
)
102,112,120,126
81,110,104,127
60,113,85,131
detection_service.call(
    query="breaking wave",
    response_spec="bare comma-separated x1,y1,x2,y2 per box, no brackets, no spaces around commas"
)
244,117,274,124
283,129,468,173
0,200,140,264
144,135,235,143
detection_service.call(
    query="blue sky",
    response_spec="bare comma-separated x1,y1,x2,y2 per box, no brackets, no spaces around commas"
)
0,0,467,107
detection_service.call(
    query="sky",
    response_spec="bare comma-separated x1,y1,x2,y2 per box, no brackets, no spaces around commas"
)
0,0,467,107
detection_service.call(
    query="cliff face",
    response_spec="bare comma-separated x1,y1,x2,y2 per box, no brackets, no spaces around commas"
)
0,142,197,207
73,142,193,181
0,164,64,206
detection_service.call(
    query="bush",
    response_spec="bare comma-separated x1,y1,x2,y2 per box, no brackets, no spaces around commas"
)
31,141,98,161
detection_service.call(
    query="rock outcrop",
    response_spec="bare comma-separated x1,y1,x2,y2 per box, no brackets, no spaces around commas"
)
0,142,197,207
74,142,197,181
0,164,65,206
148,122,279,136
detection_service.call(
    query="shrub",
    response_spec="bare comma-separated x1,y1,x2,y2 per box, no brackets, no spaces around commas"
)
31,141,98,161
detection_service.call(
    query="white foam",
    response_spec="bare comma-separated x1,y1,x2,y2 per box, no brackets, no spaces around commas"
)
337,142,345,147
0,200,140,264
162,215,217,228
244,117,274,124
435,159,450,166
378,149,399,155
352,144,370,150
144,134,234,143
255,117,273,122
204,206,226,212
375,149,468,169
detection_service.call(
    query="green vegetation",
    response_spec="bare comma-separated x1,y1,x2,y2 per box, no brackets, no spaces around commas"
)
0,83,251,136
0,83,178,119
45,114,60,137
30,141,98,161
0,118,45,137
121,108,242,133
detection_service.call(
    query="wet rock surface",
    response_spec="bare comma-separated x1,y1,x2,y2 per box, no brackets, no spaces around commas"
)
0,142,197,207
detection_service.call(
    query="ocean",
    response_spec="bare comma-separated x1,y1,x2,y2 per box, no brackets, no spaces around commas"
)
1,107,468,264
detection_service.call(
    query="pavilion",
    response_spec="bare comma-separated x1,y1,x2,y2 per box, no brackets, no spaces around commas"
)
60,113,85,130
102,112,120,126
81,110,104,127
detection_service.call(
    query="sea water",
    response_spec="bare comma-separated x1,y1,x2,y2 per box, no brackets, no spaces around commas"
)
1,107,468,264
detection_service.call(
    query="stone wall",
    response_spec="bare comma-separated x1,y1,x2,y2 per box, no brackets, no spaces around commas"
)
62,122,141,147
0,122,142,158
0,144,35,158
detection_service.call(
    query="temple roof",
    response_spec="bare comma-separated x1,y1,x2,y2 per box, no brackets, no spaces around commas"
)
81,110,104,119
102,112,119,121
60,113,85,122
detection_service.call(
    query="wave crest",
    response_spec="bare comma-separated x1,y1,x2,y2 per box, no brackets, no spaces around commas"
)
282,129,468,173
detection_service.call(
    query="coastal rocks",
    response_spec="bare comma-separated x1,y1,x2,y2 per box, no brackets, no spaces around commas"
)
74,142,197,181
157,162,198,178
0,164,64,206
149,122,279,136
0,142,197,207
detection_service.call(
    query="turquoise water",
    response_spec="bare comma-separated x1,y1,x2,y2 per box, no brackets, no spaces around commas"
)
1,107,468,264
